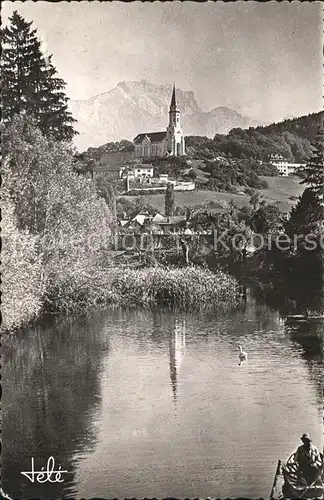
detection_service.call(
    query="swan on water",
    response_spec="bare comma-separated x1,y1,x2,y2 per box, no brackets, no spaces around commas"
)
238,345,247,366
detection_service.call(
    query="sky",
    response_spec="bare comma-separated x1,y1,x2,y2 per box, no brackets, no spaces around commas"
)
2,1,323,123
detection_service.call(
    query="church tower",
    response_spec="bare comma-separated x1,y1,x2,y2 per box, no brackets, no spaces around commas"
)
166,85,186,156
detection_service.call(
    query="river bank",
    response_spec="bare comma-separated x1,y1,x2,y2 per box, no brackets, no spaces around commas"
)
2,263,240,334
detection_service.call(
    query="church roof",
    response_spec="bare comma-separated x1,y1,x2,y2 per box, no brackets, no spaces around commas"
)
133,131,167,144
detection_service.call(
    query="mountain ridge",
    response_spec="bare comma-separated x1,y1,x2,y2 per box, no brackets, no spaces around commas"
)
69,80,259,151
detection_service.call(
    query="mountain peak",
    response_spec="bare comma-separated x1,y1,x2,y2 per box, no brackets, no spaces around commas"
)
69,81,257,151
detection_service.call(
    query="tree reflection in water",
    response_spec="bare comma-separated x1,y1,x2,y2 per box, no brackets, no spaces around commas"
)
2,311,110,499
285,319,323,412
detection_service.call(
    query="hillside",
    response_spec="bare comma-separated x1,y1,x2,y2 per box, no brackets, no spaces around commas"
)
187,111,323,162
69,80,257,151
256,112,323,141
217,111,324,162
122,175,305,214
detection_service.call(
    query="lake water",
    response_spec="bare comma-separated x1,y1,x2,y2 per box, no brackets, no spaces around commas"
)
2,298,323,499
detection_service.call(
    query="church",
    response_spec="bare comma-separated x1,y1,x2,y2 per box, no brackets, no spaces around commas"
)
133,85,186,158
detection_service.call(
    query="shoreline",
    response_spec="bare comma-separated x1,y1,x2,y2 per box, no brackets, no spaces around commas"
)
2,265,240,335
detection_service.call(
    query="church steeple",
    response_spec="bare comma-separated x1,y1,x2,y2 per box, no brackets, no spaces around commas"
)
166,83,185,156
170,84,178,111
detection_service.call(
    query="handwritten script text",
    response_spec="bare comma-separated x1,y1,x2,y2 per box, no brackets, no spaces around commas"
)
21,457,68,483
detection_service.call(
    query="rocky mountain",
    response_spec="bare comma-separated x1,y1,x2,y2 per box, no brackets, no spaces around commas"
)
69,80,258,151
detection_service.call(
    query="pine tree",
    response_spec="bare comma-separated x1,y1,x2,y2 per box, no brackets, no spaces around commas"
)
1,11,77,141
300,126,324,199
286,188,323,236
165,182,175,217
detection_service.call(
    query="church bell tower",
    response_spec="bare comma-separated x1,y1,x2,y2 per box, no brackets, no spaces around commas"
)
166,85,185,156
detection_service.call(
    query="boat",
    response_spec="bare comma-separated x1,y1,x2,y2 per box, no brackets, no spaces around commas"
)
270,454,324,499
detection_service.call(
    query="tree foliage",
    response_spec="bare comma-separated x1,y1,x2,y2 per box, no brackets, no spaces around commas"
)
1,11,77,141
186,112,323,163
1,194,43,332
300,127,324,198
285,188,323,238
165,182,175,216
250,204,282,234
2,116,113,328
200,158,271,192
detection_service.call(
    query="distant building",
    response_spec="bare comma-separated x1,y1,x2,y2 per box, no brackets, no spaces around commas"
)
92,165,123,181
269,154,305,177
133,164,154,178
133,85,186,158
92,150,133,181
153,215,187,234
120,210,153,233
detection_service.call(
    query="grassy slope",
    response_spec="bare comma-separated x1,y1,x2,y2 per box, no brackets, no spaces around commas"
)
259,175,305,202
123,175,305,213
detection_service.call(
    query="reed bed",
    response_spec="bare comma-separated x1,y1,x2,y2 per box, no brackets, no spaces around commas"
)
46,265,239,314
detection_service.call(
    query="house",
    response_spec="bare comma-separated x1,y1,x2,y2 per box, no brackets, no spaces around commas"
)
152,213,165,223
91,150,134,181
153,216,187,234
133,164,154,178
92,165,123,181
133,85,186,158
269,154,305,176
120,210,153,233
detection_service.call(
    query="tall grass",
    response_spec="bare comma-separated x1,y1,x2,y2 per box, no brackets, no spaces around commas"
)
45,265,239,314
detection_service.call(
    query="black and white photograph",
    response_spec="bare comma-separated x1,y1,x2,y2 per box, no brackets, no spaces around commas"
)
1,1,323,499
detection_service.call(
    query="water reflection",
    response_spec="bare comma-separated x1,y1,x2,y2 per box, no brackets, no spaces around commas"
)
2,311,110,499
169,318,186,408
285,319,323,412
2,300,323,499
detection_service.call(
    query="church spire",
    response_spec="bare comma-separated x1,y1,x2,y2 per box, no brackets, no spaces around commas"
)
166,83,185,156
170,84,177,110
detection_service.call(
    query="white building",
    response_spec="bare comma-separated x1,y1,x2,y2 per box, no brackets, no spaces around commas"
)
133,85,186,158
133,164,154,178
269,155,305,177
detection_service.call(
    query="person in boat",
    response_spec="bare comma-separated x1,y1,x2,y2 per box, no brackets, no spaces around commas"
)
295,433,322,485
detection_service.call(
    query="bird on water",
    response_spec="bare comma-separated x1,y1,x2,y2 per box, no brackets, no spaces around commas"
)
238,345,247,366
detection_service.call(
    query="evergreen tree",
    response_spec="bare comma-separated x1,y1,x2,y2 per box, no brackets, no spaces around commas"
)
283,188,323,284
165,182,175,217
300,127,324,199
285,188,323,237
1,11,77,141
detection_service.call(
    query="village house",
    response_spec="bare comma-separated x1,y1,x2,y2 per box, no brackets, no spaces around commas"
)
132,164,154,178
92,165,123,181
150,214,188,234
119,211,190,235
91,150,133,181
120,210,153,234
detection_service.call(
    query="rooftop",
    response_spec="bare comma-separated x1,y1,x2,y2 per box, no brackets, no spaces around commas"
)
156,216,187,225
134,164,154,169
134,131,167,144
